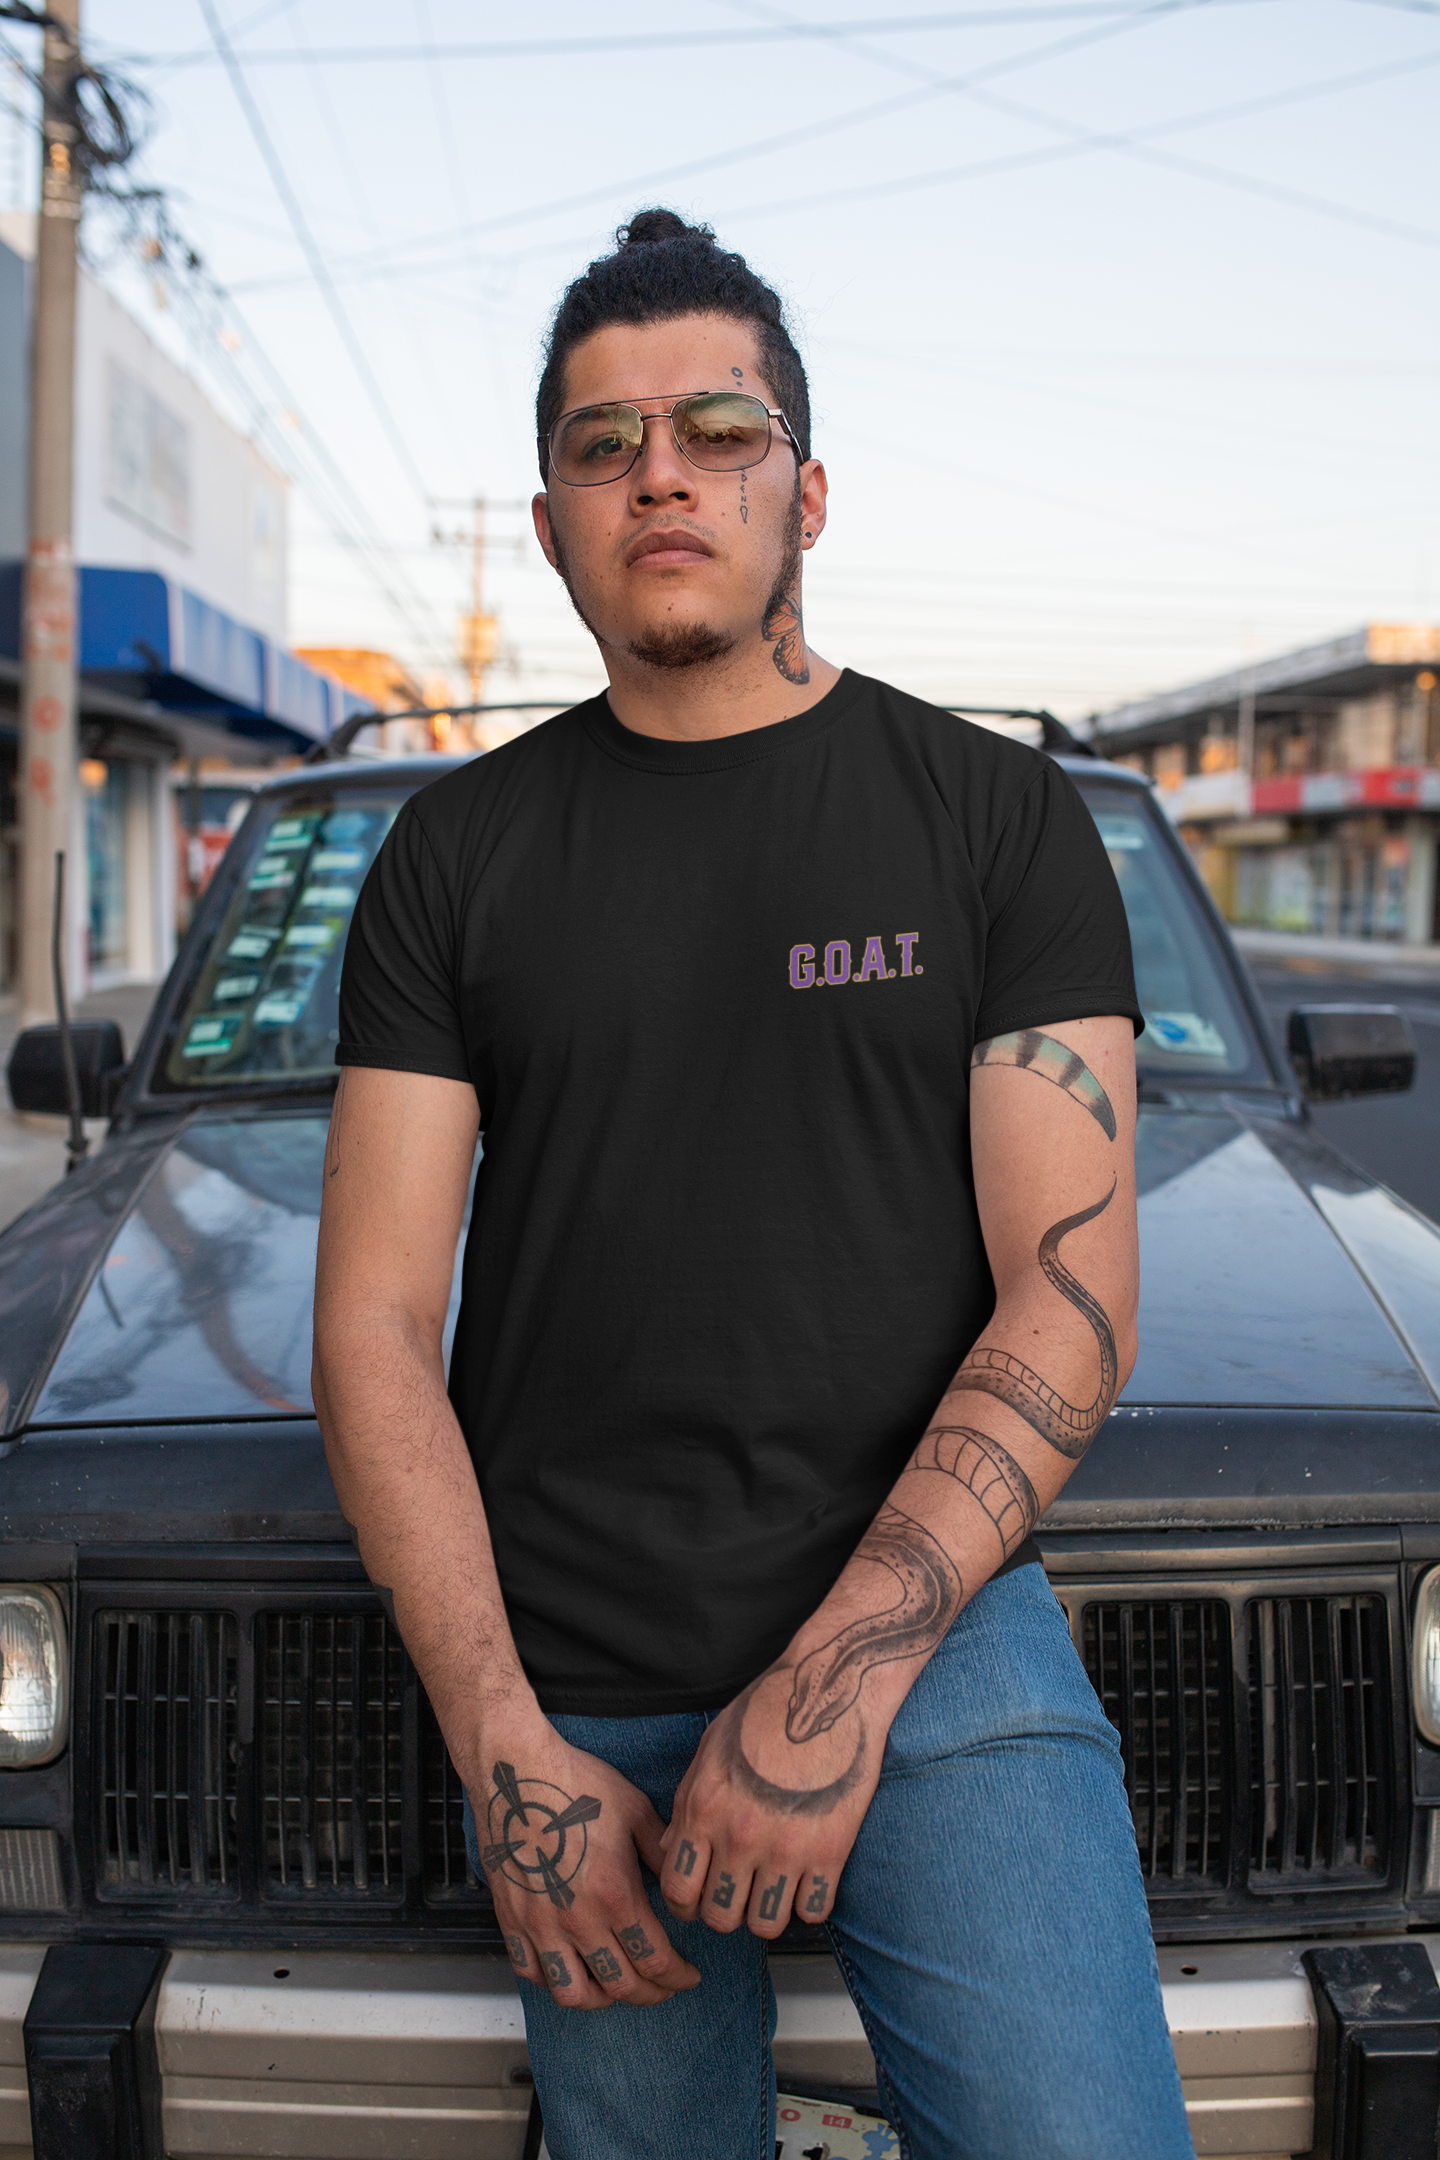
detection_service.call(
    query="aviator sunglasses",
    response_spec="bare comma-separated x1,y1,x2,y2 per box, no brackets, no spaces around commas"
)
546,390,798,487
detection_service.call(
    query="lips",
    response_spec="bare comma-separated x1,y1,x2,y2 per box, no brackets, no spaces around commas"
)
626,528,714,568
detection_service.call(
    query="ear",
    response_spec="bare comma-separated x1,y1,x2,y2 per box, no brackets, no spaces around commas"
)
532,490,560,572
798,460,828,553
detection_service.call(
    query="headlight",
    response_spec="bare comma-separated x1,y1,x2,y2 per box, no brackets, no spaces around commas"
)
0,1587,68,1767
1415,1567,1440,1748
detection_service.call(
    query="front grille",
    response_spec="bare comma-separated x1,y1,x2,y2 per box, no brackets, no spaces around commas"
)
95,1610,238,1893
260,1613,404,1895
1071,1587,1402,1910
1247,1595,1391,1884
1083,1601,1230,1885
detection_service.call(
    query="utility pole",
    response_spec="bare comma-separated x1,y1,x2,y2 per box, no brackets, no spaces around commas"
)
17,0,82,1025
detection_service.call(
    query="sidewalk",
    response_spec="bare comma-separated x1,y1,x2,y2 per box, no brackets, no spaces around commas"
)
0,982,160,1234
1231,927,1440,974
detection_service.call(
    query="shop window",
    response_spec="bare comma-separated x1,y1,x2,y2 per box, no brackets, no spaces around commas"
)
82,758,129,971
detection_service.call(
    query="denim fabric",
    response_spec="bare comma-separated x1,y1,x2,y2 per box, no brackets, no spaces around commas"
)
464,1563,1194,2160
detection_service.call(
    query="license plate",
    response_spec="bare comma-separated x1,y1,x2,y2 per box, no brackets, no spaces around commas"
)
532,2086,900,2158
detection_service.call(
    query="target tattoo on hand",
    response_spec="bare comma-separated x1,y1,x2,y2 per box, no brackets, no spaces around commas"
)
481,1760,602,1909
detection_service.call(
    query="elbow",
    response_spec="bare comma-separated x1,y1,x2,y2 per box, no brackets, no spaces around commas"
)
1113,1308,1139,1398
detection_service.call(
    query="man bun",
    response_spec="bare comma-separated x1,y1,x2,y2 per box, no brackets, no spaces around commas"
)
618,208,710,249
536,207,811,475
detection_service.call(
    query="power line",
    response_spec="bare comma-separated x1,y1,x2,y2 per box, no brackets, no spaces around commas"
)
120,4,1271,68
196,0,436,510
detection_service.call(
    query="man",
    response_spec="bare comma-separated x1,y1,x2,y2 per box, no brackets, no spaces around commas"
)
314,208,1194,2160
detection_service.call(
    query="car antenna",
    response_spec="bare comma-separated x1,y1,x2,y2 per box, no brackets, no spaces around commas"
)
51,851,88,1176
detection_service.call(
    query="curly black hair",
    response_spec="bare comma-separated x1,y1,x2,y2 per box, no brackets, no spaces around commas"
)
535,208,811,479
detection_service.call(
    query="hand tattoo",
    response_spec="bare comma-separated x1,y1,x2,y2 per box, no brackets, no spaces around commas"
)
758,1876,788,1921
711,1871,737,1909
953,1185,1118,1459
762,591,810,684
617,1921,655,1960
586,1947,623,1982
971,1030,1116,1141
912,1425,1037,1558
805,1876,828,1914
482,1760,602,1909
787,1505,962,1743
540,1951,571,1989
674,1838,699,1877
504,1932,526,1970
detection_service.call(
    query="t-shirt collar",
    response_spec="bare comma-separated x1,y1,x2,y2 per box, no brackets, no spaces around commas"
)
581,668,865,774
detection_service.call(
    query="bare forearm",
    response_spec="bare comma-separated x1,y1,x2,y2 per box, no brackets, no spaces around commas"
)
314,1314,543,1780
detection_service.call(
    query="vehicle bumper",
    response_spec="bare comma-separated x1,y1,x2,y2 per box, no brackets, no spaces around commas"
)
0,1934,1435,2159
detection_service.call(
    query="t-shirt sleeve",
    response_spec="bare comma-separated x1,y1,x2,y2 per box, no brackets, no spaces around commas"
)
973,758,1143,1041
335,799,473,1082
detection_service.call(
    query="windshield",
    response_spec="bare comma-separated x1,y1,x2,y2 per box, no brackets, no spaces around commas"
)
156,787,409,1092
1072,779,1267,1083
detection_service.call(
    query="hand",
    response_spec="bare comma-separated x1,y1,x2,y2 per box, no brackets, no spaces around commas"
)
467,1726,702,2010
657,1653,888,1941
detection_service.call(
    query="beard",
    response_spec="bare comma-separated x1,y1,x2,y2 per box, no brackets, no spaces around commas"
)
550,475,803,675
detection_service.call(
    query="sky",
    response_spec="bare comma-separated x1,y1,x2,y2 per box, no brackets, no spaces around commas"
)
4,0,1439,725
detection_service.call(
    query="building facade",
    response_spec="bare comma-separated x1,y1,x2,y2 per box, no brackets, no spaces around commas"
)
1090,626,1440,946
0,213,361,998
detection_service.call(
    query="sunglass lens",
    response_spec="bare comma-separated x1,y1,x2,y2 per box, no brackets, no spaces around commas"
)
551,404,643,484
674,393,770,469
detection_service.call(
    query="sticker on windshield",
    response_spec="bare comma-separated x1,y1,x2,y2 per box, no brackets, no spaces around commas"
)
182,1014,244,1058
253,994,306,1027
248,860,295,891
214,974,261,1002
282,923,337,950
1093,812,1146,850
1145,1010,1228,1058
311,847,365,872
299,885,356,909
227,928,277,959
267,818,319,851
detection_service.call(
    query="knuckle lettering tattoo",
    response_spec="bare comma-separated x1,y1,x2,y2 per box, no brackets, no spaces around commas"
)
805,1876,828,1914
586,1946,623,1983
674,1838,699,1877
482,1761,602,1911
504,1932,526,1969
758,1876,788,1922
617,1921,655,1960
710,1871,737,1909
540,1950,572,1989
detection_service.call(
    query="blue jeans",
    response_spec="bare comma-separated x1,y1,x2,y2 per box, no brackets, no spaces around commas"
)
464,1563,1193,2160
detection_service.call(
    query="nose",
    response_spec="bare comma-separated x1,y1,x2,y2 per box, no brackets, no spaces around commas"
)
626,411,698,513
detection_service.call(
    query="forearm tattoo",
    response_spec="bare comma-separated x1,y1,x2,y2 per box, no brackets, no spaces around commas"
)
787,1504,962,1743
481,1760,602,1910
971,1029,1116,1140
912,1423,1038,1556
954,1185,1119,1458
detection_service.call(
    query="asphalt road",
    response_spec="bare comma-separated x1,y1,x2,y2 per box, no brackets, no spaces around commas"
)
1245,956,1440,1225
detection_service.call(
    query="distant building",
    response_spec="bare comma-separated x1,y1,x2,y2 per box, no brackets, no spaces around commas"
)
0,213,362,995
1089,626,1440,946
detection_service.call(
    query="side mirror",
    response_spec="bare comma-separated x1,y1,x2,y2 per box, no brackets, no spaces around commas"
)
6,1022,128,1119
1287,1004,1416,1102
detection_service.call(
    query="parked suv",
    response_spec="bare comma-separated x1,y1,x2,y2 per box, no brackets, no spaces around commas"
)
1,746,1436,2160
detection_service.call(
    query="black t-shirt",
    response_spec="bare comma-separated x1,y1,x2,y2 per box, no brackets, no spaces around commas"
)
336,670,1139,1715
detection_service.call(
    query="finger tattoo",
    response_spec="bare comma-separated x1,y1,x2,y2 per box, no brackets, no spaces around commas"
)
617,1922,655,1960
711,1871,737,1909
805,1876,828,1914
504,1932,526,1970
586,1947,623,1983
540,1951,572,1989
758,1876,788,1921
674,1837,699,1877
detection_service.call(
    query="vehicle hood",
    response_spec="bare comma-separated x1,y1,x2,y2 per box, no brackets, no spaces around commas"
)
0,1099,1437,1539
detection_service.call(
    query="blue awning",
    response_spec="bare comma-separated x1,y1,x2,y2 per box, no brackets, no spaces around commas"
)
0,563,367,748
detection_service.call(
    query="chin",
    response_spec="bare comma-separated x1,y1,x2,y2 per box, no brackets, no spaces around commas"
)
625,619,737,671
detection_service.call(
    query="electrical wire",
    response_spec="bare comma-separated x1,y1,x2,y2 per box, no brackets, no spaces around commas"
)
196,0,436,512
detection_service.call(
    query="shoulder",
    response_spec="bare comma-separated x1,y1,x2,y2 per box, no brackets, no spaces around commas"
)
839,673,1054,836
401,702,600,863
